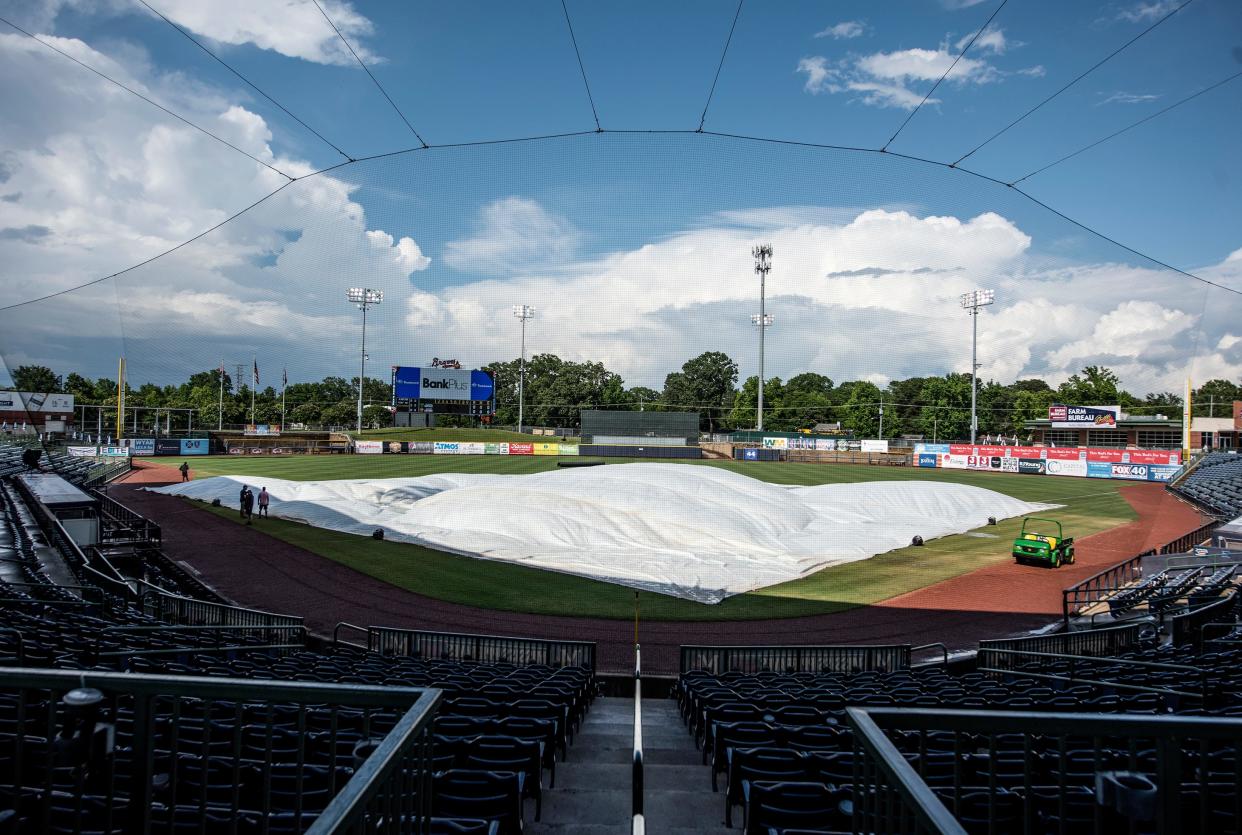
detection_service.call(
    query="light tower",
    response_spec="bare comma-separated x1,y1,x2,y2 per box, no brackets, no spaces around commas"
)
752,244,773,432
347,287,382,433
512,305,535,434
959,288,994,443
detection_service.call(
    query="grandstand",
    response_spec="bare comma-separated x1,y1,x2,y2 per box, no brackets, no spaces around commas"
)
1174,453,1242,519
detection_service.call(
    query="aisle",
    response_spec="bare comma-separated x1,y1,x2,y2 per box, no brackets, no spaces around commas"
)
528,696,727,834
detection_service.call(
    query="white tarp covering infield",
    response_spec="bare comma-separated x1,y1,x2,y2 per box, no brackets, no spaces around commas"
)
152,463,1055,603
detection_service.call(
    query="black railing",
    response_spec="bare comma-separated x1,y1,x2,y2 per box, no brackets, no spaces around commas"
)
679,643,911,675
0,667,440,835
91,488,162,545
848,706,1242,835
979,621,1146,658
81,458,131,488
1062,552,1148,624
977,647,1208,702
368,626,597,669
1061,521,1224,626
1159,520,1222,554
1169,588,1239,649
632,644,644,835
92,624,307,661
141,587,304,630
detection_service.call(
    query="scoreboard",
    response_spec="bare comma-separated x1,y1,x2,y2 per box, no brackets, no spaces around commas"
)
391,366,495,416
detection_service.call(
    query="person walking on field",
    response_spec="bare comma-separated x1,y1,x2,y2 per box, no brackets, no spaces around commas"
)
242,487,255,525
257,487,269,518
238,485,248,518
179,462,190,482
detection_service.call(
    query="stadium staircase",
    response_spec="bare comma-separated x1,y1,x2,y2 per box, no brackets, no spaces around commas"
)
530,696,726,835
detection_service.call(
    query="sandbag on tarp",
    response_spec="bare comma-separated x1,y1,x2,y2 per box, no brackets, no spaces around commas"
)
152,463,1054,603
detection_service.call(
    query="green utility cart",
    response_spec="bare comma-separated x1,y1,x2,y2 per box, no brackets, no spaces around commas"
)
1012,517,1076,568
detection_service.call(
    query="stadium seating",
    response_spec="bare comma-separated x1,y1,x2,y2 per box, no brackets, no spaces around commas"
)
0,474,597,833
1175,451,1242,517
678,634,1242,833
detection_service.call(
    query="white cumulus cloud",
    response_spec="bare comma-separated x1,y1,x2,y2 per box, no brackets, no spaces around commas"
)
443,197,582,276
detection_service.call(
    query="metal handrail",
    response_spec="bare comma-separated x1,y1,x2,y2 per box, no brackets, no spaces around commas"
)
333,621,370,649
848,708,967,835
632,643,644,835
911,642,949,665
368,625,597,669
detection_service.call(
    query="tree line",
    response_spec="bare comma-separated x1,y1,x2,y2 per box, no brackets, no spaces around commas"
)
7,359,1240,439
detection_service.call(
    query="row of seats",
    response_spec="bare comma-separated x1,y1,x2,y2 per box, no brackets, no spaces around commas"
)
1175,451,1242,517
679,639,1242,833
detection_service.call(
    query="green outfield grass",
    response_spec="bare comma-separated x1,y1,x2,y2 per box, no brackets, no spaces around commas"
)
175,455,1138,621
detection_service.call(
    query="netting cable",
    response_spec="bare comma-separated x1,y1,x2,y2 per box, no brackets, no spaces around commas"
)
0,14,294,181
697,0,745,132
137,0,355,161
560,0,602,131
952,0,1198,166
1010,69,1242,185
881,0,1008,152
310,0,428,148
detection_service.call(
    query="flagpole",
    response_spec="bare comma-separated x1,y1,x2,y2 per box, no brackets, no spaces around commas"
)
281,368,287,431
251,356,256,424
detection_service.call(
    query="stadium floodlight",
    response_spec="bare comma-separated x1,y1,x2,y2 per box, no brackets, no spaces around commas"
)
752,244,773,432
513,305,536,434
960,288,995,443
347,288,383,433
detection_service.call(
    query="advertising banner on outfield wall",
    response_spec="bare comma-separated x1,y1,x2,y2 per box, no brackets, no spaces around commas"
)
433,442,459,454
1109,463,1150,481
533,443,560,456
484,443,510,455
355,441,383,454
127,438,156,455
1147,465,1180,482
1045,458,1088,477
860,439,889,453
155,439,181,456
761,437,789,449
508,443,533,455
67,446,97,457
178,437,207,457
411,442,433,454
559,444,579,456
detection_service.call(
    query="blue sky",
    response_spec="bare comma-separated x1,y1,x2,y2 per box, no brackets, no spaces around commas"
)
0,0,1239,393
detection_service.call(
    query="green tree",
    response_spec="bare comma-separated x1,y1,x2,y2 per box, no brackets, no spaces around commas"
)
914,374,972,442
624,386,660,412
1193,379,1242,417
10,365,61,392
663,351,739,432
1011,388,1056,436
1057,366,1125,405
841,381,882,438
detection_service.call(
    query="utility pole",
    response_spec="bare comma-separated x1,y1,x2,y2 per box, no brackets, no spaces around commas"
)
878,394,884,440
752,244,773,432
513,305,535,434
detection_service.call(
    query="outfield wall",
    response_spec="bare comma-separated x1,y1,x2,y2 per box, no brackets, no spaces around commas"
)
913,443,1181,482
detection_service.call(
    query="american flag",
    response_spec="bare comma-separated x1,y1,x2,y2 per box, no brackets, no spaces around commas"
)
253,358,259,386
282,368,287,390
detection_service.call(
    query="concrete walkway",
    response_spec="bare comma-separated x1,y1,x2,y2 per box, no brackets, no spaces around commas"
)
529,696,727,834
